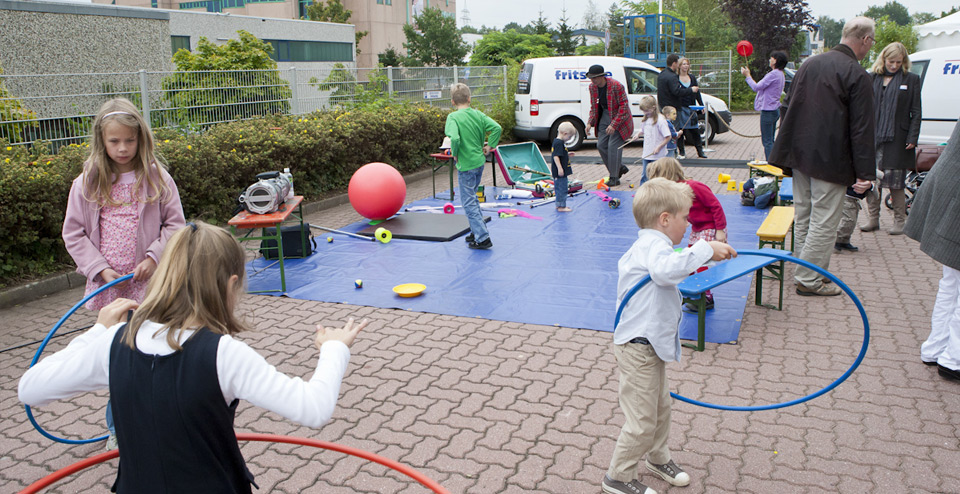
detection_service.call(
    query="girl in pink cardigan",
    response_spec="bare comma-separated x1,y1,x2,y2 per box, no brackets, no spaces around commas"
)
63,98,185,311
62,98,185,448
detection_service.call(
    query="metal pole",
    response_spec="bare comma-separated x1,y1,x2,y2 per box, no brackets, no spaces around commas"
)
502,65,507,94
453,65,458,85
138,70,151,126
289,67,299,115
387,66,394,97
728,49,732,107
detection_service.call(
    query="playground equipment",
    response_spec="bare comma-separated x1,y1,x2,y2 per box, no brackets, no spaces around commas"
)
622,14,686,67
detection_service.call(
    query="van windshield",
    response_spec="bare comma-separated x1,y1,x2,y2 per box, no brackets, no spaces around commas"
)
517,63,533,94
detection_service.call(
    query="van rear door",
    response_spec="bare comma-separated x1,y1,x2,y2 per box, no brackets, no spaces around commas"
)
515,63,534,129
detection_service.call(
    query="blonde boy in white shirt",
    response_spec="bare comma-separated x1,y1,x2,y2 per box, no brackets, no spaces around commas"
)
603,178,736,494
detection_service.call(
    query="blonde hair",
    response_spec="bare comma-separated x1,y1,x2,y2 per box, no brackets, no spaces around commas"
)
677,57,691,75
451,83,471,105
632,177,693,229
125,222,250,350
842,17,876,41
871,42,911,74
661,106,677,120
83,98,169,207
557,121,576,135
647,157,686,182
639,95,659,123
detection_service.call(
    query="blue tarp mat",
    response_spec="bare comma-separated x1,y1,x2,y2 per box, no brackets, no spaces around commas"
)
247,188,768,344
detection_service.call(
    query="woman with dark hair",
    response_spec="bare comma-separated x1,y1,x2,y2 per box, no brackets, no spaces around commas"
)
860,41,921,235
677,57,707,159
742,51,788,161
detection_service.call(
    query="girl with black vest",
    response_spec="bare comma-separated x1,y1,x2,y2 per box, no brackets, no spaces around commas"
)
19,222,366,493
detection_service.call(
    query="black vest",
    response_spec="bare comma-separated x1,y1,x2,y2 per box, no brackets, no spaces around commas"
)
109,325,255,493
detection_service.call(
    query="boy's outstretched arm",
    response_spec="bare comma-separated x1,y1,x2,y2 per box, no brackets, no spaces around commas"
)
708,241,737,261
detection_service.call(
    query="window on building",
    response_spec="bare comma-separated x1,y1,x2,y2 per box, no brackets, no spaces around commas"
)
171,35,191,55
264,40,354,62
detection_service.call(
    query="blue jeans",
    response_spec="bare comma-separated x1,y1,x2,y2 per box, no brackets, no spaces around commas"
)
554,175,569,208
760,110,779,161
458,166,489,242
641,159,656,184
106,400,115,436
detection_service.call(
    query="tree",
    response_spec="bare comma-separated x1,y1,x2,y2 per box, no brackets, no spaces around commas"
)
911,12,937,25
378,46,402,67
553,10,578,56
581,0,606,31
604,2,626,56
818,15,844,47
532,10,551,36
862,15,918,68
722,0,813,76
862,1,911,26
162,31,291,127
305,0,368,56
468,30,554,66
402,7,468,66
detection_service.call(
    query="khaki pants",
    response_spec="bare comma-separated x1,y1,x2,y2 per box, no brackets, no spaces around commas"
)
792,171,846,287
836,196,861,243
607,342,672,482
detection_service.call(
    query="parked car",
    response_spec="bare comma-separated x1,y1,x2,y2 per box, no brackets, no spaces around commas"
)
513,56,733,150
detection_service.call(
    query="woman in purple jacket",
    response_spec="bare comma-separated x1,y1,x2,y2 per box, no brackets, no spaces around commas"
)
742,51,788,161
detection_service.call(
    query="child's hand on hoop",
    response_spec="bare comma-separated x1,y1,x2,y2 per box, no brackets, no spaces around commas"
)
96,298,140,327
133,257,157,282
315,317,368,349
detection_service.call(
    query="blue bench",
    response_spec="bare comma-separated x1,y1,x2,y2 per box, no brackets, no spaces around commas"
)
677,249,790,351
779,177,793,205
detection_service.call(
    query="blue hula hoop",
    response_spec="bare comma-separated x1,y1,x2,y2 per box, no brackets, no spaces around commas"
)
25,273,135,444
614,249,869,411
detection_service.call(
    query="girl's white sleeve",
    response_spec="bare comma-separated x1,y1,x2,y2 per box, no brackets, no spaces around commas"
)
18,324,116,406
216,337,350,428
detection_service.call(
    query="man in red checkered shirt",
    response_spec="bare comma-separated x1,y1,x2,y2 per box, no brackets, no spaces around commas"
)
586,64,634,187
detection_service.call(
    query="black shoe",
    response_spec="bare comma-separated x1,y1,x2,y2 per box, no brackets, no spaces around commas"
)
922,359,938,366
697,151,708,159
464,233,474,243
618,165,629,177
938,364,960,381
468,238,492,250
834,242,859,252
607,178,620,187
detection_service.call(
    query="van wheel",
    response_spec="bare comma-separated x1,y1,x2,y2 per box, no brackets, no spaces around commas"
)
699,114,717,144
550,118,585,151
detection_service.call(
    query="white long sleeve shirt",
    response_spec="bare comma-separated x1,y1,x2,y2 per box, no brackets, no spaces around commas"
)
614,229,714,361
19,320,350,428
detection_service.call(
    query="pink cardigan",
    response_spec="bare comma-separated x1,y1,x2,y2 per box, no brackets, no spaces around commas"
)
62,164,186,282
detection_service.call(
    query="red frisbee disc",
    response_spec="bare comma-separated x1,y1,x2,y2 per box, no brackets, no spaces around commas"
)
736,40,754,57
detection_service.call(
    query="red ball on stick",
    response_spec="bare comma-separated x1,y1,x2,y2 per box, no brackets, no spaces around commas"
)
736,40,754,57
348,162,407,220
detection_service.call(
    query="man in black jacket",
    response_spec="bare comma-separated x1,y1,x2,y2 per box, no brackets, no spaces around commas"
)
656,54,697,113
769,17,877,297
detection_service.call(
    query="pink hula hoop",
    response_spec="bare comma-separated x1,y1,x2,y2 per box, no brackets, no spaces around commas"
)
20,433,450,494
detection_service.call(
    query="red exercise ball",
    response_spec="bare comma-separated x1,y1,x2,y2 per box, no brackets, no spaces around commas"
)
736,40,754,57
348,162,407,220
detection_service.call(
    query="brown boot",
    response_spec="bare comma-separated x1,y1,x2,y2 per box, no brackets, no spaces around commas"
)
889,189,906,235
860,186,881,231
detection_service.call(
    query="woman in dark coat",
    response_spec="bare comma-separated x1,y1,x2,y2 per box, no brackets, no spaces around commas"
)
677,57,707,159
860,41,922,235
904,118,960,381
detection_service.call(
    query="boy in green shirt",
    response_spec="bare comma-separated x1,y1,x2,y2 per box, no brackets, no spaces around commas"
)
444,83,502,249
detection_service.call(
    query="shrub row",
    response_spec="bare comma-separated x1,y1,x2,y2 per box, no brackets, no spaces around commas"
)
0,102,447,287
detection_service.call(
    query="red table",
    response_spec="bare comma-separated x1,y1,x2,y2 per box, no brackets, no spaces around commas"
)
228,196,305,293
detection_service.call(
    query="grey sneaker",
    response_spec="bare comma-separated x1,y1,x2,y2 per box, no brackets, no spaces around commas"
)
601,475,656,494
105,434,118,451
796,280,842,297
645,459,690,487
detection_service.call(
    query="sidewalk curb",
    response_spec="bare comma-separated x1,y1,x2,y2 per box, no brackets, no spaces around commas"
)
0,167,437,310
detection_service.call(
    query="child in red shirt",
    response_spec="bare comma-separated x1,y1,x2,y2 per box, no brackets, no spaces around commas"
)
647,157,727,310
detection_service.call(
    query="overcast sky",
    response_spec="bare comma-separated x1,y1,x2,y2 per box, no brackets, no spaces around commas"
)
457,1,959,30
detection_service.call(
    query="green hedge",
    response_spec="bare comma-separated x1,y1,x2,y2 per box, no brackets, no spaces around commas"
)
0,103,447,287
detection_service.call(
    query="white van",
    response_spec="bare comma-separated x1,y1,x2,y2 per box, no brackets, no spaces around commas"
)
514,56,733,150
908,46,960,144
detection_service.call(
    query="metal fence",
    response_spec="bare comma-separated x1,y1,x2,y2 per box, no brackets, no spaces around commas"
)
0,65,508,148
685,50,733,106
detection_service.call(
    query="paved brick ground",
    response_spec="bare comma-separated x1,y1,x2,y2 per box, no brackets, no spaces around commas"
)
2,114,958,493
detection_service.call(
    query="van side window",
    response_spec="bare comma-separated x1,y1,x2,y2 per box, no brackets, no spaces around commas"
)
517,63,534,95
625,67,657,94
909,60,928,86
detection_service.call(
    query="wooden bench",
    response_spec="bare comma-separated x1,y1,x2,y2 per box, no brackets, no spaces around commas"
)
755,206,795,311
678,250,789,351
